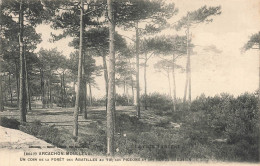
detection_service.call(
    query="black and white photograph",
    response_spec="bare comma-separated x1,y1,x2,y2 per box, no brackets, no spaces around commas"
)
0,0,259,165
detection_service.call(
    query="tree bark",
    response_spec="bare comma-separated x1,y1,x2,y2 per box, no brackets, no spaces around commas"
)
172,54,176,111
89,83,92,107
0,66,3,111
183,23,189,103
80,54,87,117
188,50,191,103
144,53,147,110
40,69,45,108
102,55,108,110
73,0,84,138
83,81,87,119
135,22,141,119
49,78,52,108
107,0,115,156
19,0,26,122
9,73,13,104
15,60,19,106
24,47,31,111
167,68,172,98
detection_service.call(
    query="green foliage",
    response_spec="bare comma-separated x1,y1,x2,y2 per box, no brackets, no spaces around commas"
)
19,120,66,146
115,114,151,133
115,94,133,106
115,0,178,33
141,93,173,111
242,31,260,51
144,35,187,55
0,117,20,129
175,5,221,30
176,93,259,161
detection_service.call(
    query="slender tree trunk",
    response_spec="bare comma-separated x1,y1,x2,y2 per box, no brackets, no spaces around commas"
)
188,51,191,103
40,69,45,108
49,78,52,108
63,72,66,98
107,0,115,156
183,24,189,103
89,84,92,107
73,0,84,138
167,68,172,98
3,76,7,104
19,0,26,122
102,55,108,109
126,80,129,105
80,54,86,116
144,53,147,110
24,47,31,111
123,78,126,95
9,73,13,104
172,54,176,111
135,22,141,119
15,60,19,106
0,66,3,111
60,74,63,107
83,81,87,119
129,59,135,103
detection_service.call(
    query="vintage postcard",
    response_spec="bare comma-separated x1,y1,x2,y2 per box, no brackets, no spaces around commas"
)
0,0,259,165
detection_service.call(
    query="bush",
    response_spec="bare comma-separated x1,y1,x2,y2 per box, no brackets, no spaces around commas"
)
141,93,173,112
116,94,133,106
0,117,20,129
92,97,106,106
4,102,18,108
19,120,66,146
116,114,151,133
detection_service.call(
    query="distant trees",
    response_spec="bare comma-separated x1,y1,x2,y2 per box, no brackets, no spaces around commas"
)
115,0,178,118
243,32,260,117
175,5,221,103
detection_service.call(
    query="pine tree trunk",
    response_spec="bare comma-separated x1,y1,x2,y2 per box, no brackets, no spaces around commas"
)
49,78,52,108
9,73,13,104
19,0,26,122
144,53,147,110
0,68,3,111
135,22,141,119
15,60,19,106
80,55,86,117
83,81,87,119
64,73,67,108
172,54,176,111
167,68,172,98
89,84,92,107
24,48,31,111
129,59,135,103
188,51,191,103
126,80,129,105
183,25,189,103
73,0,84,138
40,69,45,108
107,0,115,156
60,74,63,107
102,55,108,109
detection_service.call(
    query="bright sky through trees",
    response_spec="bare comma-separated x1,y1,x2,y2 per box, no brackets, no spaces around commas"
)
36,0,260,99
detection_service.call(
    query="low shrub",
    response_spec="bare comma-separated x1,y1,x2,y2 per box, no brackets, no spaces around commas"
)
115,113,151,133
0,117,20,129
140,93,173,111
116,94,133,106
